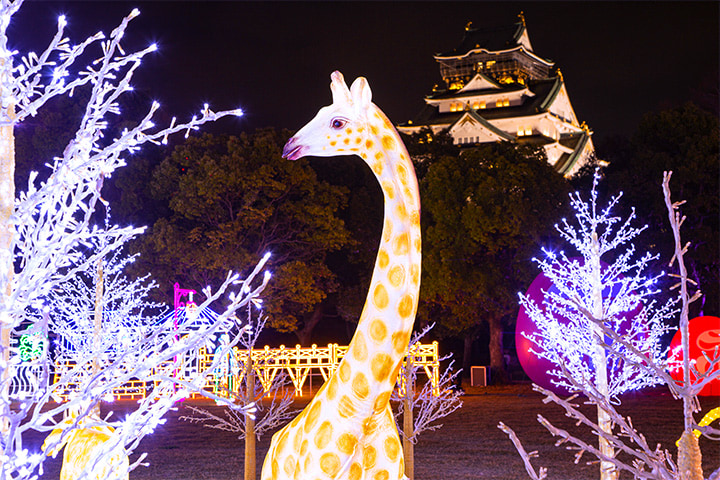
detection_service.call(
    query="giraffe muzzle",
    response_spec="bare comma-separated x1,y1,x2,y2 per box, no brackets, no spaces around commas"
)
282,137,303,161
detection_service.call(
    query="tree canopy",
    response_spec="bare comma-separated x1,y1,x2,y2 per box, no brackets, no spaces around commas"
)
600,102,719,315
132,130,352,342
418,140,570,379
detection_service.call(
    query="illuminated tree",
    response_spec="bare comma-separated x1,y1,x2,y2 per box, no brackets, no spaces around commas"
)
500,172,720,480
0,2,264,478
515,171,674,480
47,235,165,384
180,305,296,480
392,325,464,480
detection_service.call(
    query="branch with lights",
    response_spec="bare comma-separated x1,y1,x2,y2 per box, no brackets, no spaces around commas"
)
500,171,720,480
0,2,255,479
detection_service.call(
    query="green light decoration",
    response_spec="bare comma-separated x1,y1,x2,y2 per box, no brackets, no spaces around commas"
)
19,332,46,362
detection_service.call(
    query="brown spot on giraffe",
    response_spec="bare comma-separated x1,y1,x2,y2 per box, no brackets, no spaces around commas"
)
388,264,405,288
371,353,393,382
374,470,390,480
373,284,389,309
363,445,377,470
353,333,368,361
352,372,370,399
382,180,395,199
383,435,400,461
373,391,391,412
381,135,395,150
369,319,388,344
320,453,341,477
392,232,410,256
314,421,333,449
377,249,389,269
397,294,414,318
303,401,322,433
337,432,358,455
339,361,351,383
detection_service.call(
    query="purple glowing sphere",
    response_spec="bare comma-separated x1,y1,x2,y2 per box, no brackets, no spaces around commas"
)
516,262,643,394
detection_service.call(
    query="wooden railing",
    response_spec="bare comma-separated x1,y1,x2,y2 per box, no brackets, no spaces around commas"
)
53,341,440,401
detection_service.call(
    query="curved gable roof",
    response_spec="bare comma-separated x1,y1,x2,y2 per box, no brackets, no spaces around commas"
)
449,109,515,141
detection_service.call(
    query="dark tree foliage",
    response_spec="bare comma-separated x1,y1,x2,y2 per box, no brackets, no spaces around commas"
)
130,130,352,344
419,142,570,382
308,156,380,337
598,102,719,316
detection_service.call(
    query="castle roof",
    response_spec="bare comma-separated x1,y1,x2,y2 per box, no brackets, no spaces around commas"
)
397,15,595,177
555,131,591,175
404,76,564,127
436,21,530,58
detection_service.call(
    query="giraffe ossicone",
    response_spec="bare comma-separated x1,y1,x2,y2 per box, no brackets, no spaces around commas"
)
263,71,420,480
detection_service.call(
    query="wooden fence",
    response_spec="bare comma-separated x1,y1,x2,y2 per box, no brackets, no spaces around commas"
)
53,341,440,401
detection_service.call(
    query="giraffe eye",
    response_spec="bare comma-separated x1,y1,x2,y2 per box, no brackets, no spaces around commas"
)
331,118,347,129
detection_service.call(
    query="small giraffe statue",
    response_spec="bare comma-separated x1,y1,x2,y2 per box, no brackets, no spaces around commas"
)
261,71,420,480
42,409,129,480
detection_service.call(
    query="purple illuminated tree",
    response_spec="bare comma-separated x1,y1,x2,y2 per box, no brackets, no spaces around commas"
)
391,324,464,480
500,172,720,480
180,301,296,480
513,171,676,480
0,2,271,479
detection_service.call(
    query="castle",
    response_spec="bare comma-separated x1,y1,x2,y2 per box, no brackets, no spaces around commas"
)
398,14,596,177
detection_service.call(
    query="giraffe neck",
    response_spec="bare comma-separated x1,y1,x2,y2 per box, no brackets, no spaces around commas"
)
335,106,421,413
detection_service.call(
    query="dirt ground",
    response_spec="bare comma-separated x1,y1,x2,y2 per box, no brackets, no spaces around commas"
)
32,384,719,480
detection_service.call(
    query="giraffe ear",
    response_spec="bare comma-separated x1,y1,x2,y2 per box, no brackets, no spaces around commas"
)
350,77,372,112
330,71,352,106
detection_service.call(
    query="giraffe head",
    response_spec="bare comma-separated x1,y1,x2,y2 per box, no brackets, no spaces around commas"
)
41,408,113,458
282,71,376,161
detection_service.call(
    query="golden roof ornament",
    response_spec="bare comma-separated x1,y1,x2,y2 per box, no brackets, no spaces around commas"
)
557,68,564,81
465,21,473,31
518,11,526,27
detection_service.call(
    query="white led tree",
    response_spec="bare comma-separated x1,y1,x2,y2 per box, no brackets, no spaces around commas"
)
500,171,720,480
0,2,269,479
180,304,296,480
513,171,676,480
47,232,166,390
391,324,464,480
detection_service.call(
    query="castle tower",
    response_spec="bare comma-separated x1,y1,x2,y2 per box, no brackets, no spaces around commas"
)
397,14,596,177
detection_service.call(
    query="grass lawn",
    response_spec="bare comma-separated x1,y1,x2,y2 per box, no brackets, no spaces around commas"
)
33,383,719,480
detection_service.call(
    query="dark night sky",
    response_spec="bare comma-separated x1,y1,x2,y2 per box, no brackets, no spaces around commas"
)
11,1,720,144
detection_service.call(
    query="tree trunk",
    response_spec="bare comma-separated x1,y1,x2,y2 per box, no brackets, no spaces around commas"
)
488,315,507,384
244,352,256,480
92,257,104,416
590,232,617,480
0,77,15,439
294,303,324,347
678,430,704,480
402,357,415,480
462,333,474,378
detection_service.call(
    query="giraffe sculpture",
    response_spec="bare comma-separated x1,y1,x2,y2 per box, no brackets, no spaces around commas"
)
261,71,420,480
42,410,129,480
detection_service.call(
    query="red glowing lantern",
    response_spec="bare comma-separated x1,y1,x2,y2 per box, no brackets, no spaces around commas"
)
668,316,720,396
